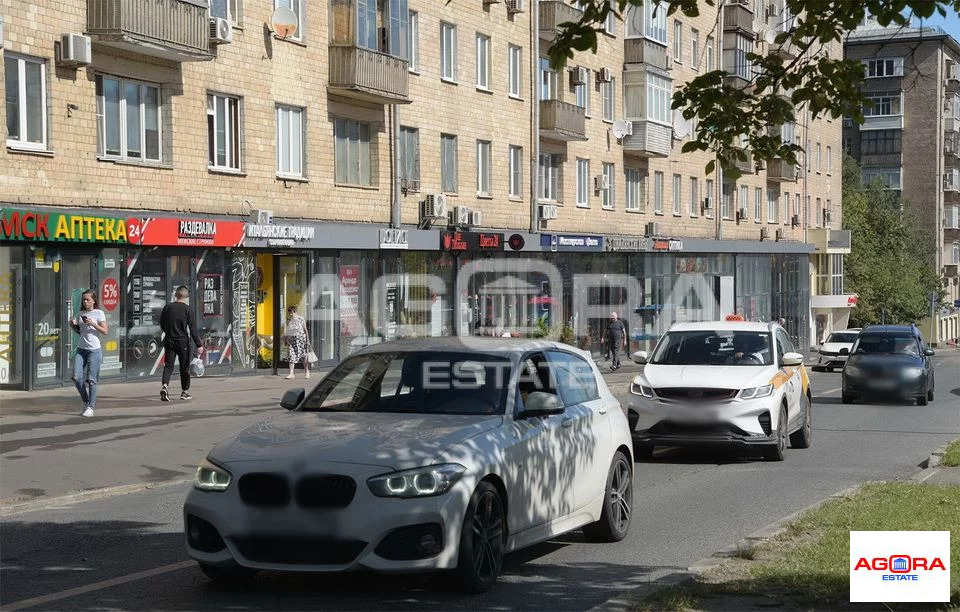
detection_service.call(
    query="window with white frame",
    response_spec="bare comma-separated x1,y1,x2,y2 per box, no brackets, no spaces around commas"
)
603,163,615,208
399,126,419,189
738,185,749,218
602,78,615,120
5,54,47,151
476,140,491,196
207,93,241,171
767,188,778,223
575,69,590,110
816,142,822,171
275,0,303,41
673,21,682,63
863,93,902,116
357,0,408,56
689,177,699,216
576,158,590,206
604,10,617,35
408,11,419,71
626,168,645,211
783,193,791,224
864,57,903,78
646,72,672,124
672,174,681,214
210,0,241,24
815,197,822,226
706,36,714,71
654,171,664,213
441,133,458,192
804,195,809,226
754,187,762,221
781,121,796,145
827,146,832,173
539,154,559,201
508,45,522,98
96,75,161,163
334,118,371,185
441,22,457,82
862,166,901,189
731,34,753,80
509,145,522,198
953,242,960,264
691,29,699,69
645,0,667,44
476,34,490,90
705,178,714,217
946,204,960,229
721,182,733,219
539,57,557,100
276,104,304,177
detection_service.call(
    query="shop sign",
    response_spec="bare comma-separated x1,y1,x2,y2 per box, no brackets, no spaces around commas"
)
379,228,409,249
540,234,604,252
440,231,504,251
201,274,223,317
0,208,132,244
136,218,246,247
651,238,683,252
101,278,120,311
245,224,316,248
605,236,645,252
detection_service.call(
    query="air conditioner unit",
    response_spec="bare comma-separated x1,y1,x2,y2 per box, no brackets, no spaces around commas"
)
664,55,674,71
60,33,92,65
470,210,484,226
569,66,589,86
450,205,471,225
421,193,448,219
209,18,233,44
760,227,769,240
842,117,853,128
775,228,784,241
594,174,610,191
505,0,524,13
644,221,661,236
253,209,274,225
791,214,800,227
539,204,559,220
597,67,613,83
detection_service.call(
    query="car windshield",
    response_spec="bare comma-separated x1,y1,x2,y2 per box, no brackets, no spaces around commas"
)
299,351,512,415
651,331,774,366
852,334,919,356
826,332,859,344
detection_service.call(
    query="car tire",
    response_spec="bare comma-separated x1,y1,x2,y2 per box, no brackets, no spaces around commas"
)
842,394,855,404
917,395,928,406
789,393,812,449
927,380,934,402
456,481,505,594
583,450,633,543
634,442,654,460
197,562,258,584
763,405,787,462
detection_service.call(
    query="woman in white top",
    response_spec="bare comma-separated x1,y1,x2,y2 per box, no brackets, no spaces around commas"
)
69,290,108,417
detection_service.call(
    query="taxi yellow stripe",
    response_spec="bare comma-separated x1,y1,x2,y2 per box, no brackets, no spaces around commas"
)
768,368,793,389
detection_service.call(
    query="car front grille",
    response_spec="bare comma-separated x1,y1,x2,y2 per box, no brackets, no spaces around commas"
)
654,387,739,402
238,473,290,507
649,421,749,437
238,473,357,509
232,536,367,565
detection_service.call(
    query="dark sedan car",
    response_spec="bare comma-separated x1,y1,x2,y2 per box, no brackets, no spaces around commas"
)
841,325,935,405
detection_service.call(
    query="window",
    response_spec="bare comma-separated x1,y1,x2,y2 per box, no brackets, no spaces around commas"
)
5,54,47,150
815,197,822,226
575,69,590,110
862,166,901,189
645,0,667,44
602,77,615,121
826,146,832,173
672,174,682,214
781,121,796,145
399,126,419,189
705,179,714,217
539,154,559,201
706,36,714,71
548,350,600,403
357,0,408,56
825,199,833,226
646,72,672,124
408,11,419,71
738,185,749,219
441,133,458,192
274,0,303,41
207,93,241,171
754,187,762,222
276,105,304,177
861,129,901,154
576,158,590,206
864,57,903,78
209,0,241,23
864,93,902,116
476,140,491,196
389,0,409,59
334,118,371,185
783,193,791,224
816,142,822,171
626,168,644,211
603,163,615,209
946,205,959,229
732,34,753,80
96,75,161,163
604,10,617,35
508,45,522,98
673,21,682,63
654,171,664,213
508,145,522,198
476,34,490,90
539,57,557,100
721,182,732,219
953,242,960,264
441,22,457,81
767,188,778,223
689,177,699,216
691,29,700,69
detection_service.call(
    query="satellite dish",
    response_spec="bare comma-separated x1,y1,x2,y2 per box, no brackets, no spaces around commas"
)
764,29,776,45
612,119,631,139
270,7,298,39
672,113,690,139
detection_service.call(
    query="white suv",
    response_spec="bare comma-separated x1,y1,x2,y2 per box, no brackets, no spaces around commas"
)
626,321,812,462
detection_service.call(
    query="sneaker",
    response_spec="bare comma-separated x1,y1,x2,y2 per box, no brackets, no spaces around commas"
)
180,391,192,401
305,372,311,379
285,374,295,380
160,386,169,402
81,407,94,418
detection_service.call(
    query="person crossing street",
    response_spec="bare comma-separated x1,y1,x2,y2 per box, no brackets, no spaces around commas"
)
159,285,203,401
607,312,626,371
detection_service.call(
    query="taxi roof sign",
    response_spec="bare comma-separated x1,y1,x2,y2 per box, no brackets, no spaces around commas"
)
724,314,745,321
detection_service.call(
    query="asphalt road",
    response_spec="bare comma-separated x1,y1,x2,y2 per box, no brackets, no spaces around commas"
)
2,356,959,611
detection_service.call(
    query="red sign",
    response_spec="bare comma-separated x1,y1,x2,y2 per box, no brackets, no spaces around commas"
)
135,218,246,247
126,217,144,244
441,231,469,251
478,233,501,249
440,231,504,251
847,294,859,307
724,314,745,321
101,278,119,311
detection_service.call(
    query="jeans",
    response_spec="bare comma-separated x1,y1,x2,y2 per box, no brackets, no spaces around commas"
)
73,348,103,408
162,338,192,391
609,340,621,368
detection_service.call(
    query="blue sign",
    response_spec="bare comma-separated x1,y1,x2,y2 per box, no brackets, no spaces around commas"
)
954,299,960,308
539,233,604,252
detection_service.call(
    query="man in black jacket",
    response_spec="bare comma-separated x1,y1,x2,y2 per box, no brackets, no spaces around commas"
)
160,285,203,401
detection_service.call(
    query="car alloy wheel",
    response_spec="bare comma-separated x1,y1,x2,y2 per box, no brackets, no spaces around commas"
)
583,450,632,542
764,406,787,461
456,481,505,593
789,393,812,449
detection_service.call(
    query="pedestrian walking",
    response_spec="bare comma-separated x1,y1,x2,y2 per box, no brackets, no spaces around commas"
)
69,289,107,417
283,305,311,379
159,285,203,401
607,311,626,371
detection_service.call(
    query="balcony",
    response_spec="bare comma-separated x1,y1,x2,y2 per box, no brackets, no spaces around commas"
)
328,45,410,104
808,228,852,254
723,2,755,34
946,134,960,157
539,99,587,142
862,115,903,130
766,158,798,182
624,38,670,71
944,264,959,278
860,153,902,167
86,0,213,61
622,120,672,157
733,147,754,174
539,1,583,42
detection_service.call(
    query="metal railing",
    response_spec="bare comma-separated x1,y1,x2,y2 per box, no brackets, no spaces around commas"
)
328,45,410,103
87,0,210,57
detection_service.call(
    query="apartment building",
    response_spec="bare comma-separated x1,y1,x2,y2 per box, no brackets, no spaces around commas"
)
0,0,840,390
844,20,960,345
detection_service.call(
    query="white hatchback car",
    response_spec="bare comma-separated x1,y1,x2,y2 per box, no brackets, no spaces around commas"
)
813,328,861,372
184,338,633,592
626,321,812,461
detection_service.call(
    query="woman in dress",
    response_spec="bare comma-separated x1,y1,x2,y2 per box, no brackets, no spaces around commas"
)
283,305,311,379
69,289,108,417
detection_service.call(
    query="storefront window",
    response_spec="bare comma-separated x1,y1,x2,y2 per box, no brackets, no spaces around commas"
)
339,251,378,356
229,251,257,370
0,246,25,386
196,249,231,368
32,249,63,383
126,249,167,378
97,248,124,378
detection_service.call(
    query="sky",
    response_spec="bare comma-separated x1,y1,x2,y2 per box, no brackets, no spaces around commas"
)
913,10,960,41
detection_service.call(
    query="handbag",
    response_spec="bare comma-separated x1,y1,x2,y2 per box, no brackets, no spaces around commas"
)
307,347,319,363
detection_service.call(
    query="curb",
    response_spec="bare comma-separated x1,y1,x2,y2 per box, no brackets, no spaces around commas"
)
926,442,950,469
0,478,191,518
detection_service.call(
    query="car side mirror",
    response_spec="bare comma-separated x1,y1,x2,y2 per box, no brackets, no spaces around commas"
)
631,350,648,364
781,352,804,367
838,348,850,356
518,392,564,419
281,388,305,411
924,348,935,357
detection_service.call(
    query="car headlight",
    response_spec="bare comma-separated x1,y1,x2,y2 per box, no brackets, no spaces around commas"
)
367,464,466,499
740,384,774,400
194,458,231,492
629,382,656,398
903,367,924,378
845,366,863,377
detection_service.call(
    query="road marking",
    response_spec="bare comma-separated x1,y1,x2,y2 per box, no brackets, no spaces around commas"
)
819,387,841,395
2,560,195,611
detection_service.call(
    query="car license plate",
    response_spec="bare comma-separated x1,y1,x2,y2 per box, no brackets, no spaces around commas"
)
869,379,896,389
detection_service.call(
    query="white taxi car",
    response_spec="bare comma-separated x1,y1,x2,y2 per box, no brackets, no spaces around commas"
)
626,321,812,461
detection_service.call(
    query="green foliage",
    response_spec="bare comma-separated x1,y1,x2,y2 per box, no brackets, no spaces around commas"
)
842,155,944,326
546,1,960,177
528,315,578,346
